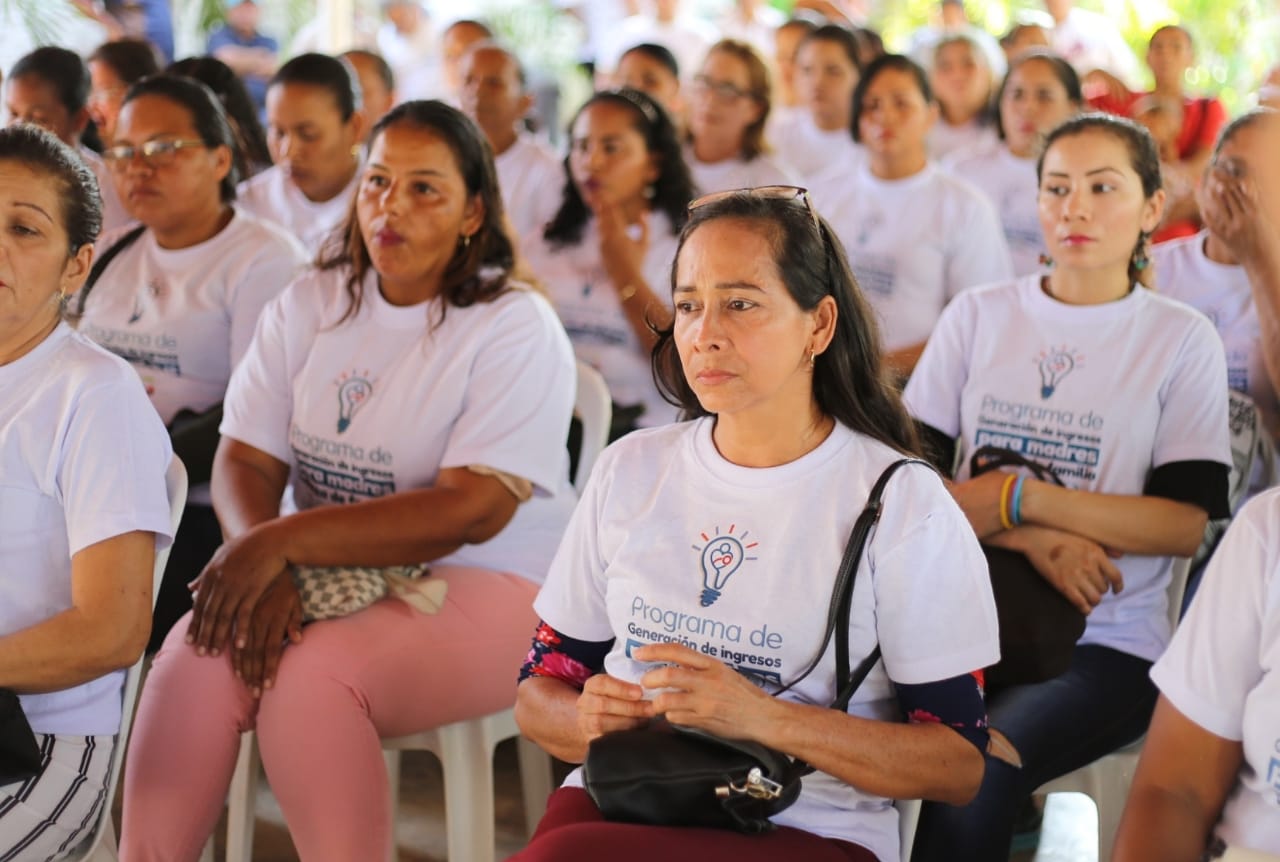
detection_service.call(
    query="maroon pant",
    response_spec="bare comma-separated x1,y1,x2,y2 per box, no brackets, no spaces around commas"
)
510,787,881,862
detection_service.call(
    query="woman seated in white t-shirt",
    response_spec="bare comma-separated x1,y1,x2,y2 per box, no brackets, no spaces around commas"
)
770,24,866,182
119,100,577,860
815,53,1013,377
1112,486,1280,862
684,39,799,194
522,88,696,436
904,114,1232,862
926,33,999,162
4,46,130,235
1152,108,1280,457
0,124,173,860
236,53,366,256
78,75,309,653
512,187,1000,862
949,51,1083,276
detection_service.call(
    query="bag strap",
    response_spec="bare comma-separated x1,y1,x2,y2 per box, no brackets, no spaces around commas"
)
777,457,929,781
74,224,146,318
968,445,1064,486
776,457,930,704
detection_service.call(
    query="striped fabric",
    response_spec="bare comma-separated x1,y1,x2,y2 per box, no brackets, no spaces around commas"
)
0,734,114,862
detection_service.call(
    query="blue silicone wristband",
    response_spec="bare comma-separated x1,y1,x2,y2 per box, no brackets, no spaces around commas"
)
1011,475,1027,526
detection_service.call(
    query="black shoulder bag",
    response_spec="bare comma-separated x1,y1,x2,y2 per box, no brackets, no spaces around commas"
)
583,458,927,833
968,446,1086,689
75,225,224,485
0,689,41,786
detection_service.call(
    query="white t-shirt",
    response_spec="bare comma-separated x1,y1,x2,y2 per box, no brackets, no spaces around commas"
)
235,164,360,257
1154,232,1280,442
684,144,799,195
769,113,865,183
521,212,681,427
79,209,308,426
814,162,1014,352
376,19,443,100
904,276,1232,662
946,144,1047,277
1050,7,1141,87
927,120,1000,165
597,14,717,81
713,4,784,59
534,418,1000,862
495,133,563,245
81,146,131,237
0,324,173,736
1150,488,1280,853
221,267,577,581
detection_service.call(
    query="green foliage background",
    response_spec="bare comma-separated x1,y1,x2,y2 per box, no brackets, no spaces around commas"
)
7,0,1273,115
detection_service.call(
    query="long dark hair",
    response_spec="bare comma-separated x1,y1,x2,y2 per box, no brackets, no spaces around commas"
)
653,193,921,456
270,53,361,120
318,100,514,325
168,56,273,175
1038,113,1162,287
543,89,694,247
121,75,240,202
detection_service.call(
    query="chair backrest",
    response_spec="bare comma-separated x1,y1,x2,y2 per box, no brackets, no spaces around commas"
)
76,456,188,858
573,361,611,495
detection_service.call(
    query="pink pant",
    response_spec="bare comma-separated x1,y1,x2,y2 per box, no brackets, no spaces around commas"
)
120,566,539,862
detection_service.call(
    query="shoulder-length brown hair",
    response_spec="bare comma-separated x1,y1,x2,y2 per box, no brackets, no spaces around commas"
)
703,39,774,161
318,100,515,324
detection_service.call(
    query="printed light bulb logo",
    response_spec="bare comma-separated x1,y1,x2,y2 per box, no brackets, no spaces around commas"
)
693,525,759,607
335,373,373,433
1035,346,1082,399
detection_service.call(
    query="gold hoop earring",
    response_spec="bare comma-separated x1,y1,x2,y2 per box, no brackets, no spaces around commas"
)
808,349,816,367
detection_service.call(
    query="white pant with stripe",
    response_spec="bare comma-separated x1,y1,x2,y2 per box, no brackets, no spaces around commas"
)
0,734,113,862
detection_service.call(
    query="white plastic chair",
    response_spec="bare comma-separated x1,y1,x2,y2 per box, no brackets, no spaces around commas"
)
69,456,188,861
896,798,921,862
215,364,612,861
1034,555,1193,862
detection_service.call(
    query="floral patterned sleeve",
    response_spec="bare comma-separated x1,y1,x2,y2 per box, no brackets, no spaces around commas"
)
893,670,990,753
517,620,615,690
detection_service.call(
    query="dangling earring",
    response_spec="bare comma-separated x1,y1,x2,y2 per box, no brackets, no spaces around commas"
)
1038,253,1055,269
643,184,656,200
1131,231,1152,272
460,233,472,250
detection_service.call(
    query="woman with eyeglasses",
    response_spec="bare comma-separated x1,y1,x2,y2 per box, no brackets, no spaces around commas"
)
78,75,308,653
770,24,865,183
511,187,1000,862
815,54,1012,377
87,38,160,144
947,51,1083,276
4,46,131,235
684,39,798,194
522,88,696,437
236,53,365,256
0,123,173,862
121,100,576,861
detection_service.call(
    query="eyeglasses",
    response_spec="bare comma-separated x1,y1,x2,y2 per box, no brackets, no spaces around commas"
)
103,139,208,171
691,74,755,104
688,185,821,230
